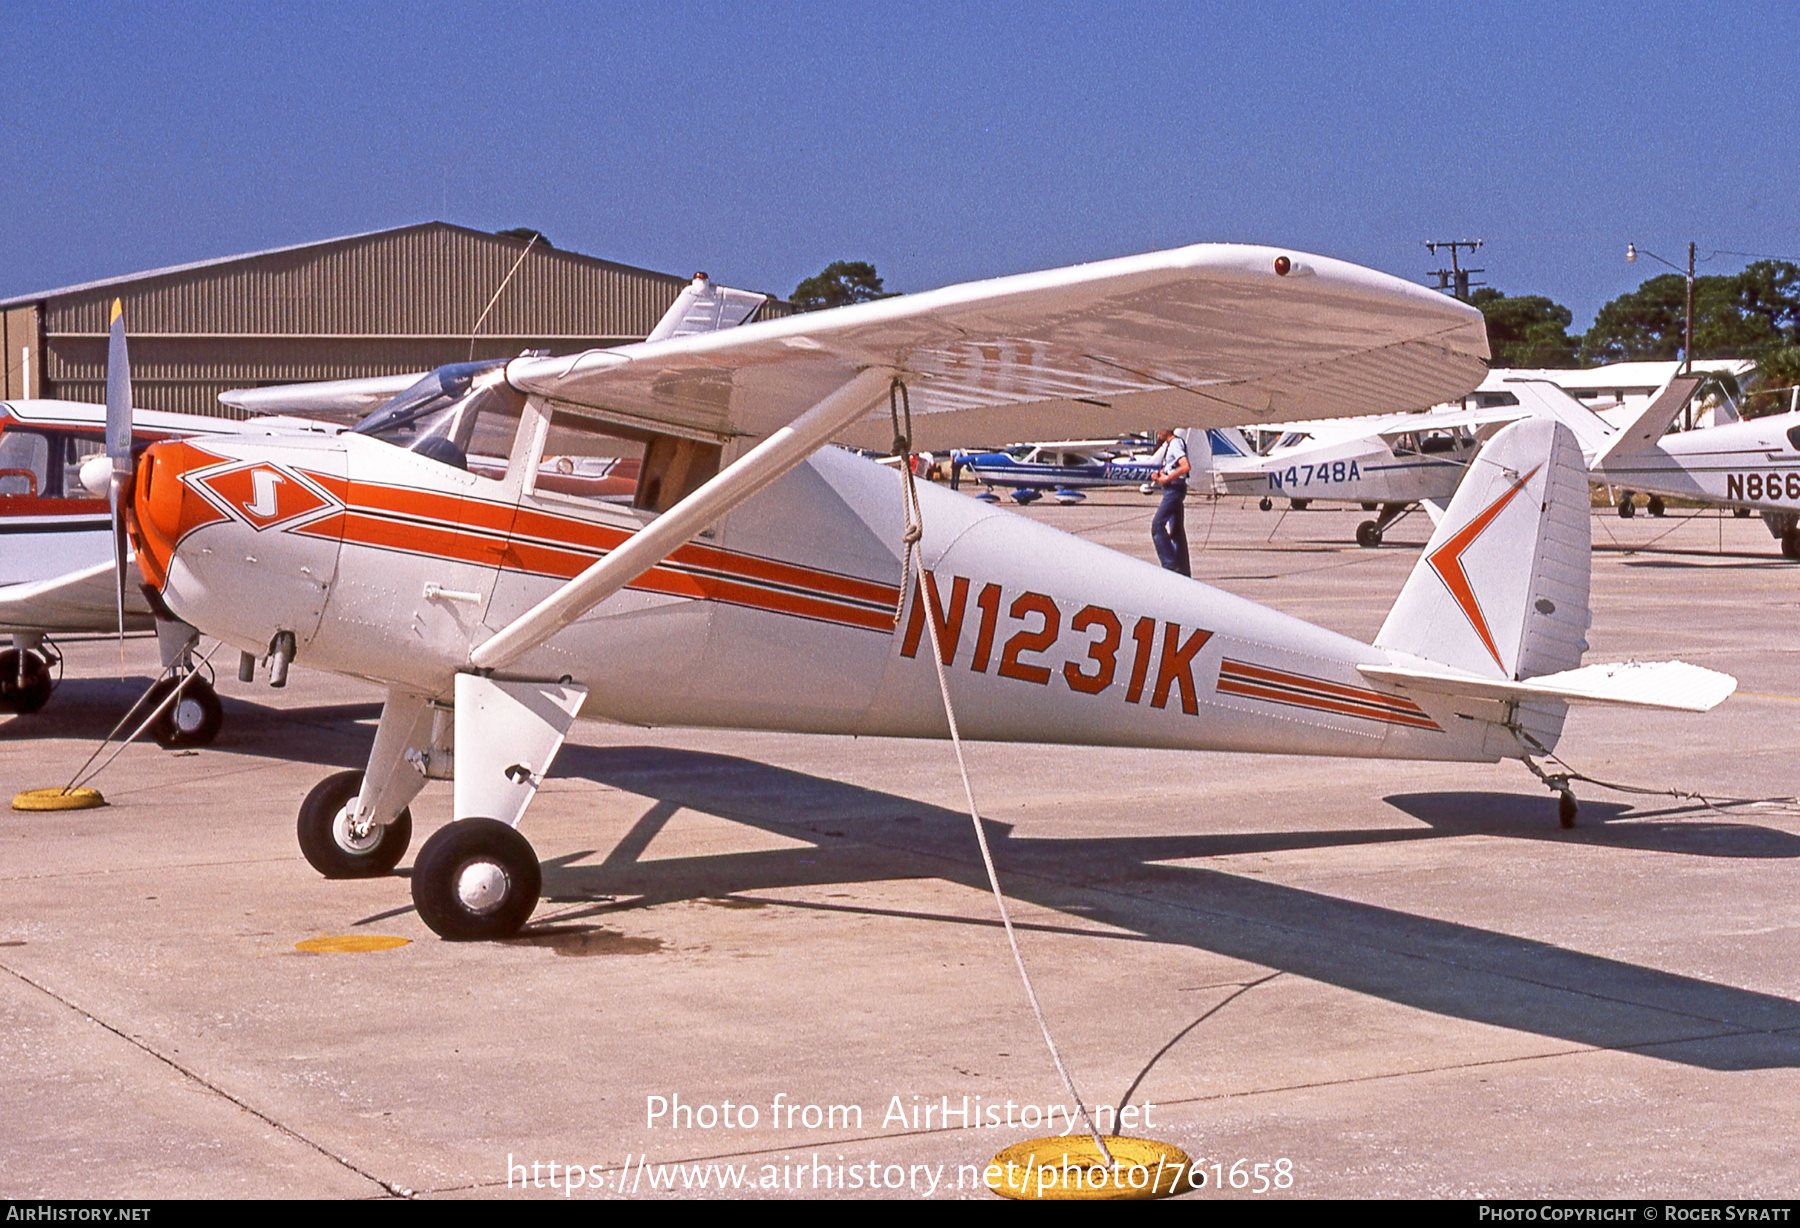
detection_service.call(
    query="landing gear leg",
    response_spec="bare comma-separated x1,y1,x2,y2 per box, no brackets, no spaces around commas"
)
297,689,435,878
409,675,587,941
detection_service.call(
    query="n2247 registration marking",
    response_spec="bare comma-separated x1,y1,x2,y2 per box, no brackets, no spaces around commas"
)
899,571,1211,714
1268,460,1360,492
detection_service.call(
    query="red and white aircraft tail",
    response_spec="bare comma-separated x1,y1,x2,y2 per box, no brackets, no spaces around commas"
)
1369,418,1733,751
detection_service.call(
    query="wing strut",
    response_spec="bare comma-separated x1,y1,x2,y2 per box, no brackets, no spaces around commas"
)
469,366,896,673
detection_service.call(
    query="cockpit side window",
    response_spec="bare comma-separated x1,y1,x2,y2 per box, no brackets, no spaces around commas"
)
0,430,50,502
529,406,721,515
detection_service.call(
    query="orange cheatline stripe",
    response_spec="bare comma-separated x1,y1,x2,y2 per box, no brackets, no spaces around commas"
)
1424,464,1541,672
316,507,894,633
302,467,899,607
1219,659,1431,716
1216,678,1442,731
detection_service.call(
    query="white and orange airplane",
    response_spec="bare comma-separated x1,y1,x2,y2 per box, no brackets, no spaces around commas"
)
92,244,1734,940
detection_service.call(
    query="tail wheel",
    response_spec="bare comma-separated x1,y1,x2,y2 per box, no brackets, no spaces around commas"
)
296,769,413,879
0,649,54,714
147,676,223,748
1258,497,1273,512
1355,520,1383,548
411,818,541,941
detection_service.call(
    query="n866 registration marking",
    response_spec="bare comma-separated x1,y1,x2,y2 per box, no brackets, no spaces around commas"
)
1726,472,1800,501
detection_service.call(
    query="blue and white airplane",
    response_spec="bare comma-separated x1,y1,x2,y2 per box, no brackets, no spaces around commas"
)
952,432,1204,504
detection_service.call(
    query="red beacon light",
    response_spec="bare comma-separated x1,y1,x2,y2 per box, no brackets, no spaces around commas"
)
1274,256,1292,276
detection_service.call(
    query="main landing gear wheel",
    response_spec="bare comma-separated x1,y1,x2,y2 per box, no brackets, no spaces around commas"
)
1559,790,1579,830
1617,493,1636,519
1258,497,1273,512
296,769,413,879
147,676,223,748
1289,498,1310,510
1355,520,1383,548
411,818,541,941
1784,527,1800,562
0,649,54,714
1646,494,1666,518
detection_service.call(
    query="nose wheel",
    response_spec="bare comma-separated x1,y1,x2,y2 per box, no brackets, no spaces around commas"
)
296,769,413,878
146,675,223,748
411,818,542,940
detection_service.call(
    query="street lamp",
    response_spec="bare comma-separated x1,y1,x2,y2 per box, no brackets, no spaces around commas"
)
1625,240,1696,375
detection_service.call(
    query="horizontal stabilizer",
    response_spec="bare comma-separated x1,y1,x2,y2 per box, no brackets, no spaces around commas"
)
1359,659,1736,713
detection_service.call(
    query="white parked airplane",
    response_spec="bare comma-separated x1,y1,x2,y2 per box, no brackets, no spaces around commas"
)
1499,376,1800,559
97,243,1732,941
1208,408,1528,546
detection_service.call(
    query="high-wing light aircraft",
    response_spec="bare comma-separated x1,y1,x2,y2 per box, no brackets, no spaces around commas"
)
1499,376,1800,559
0,396,336,738
1208,408,1530,546
96,244,1734,942
951,435,1177,504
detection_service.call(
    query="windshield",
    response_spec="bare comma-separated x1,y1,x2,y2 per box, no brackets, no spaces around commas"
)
350,360,521,471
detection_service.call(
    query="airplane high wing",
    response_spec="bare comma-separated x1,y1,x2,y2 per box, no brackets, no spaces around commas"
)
506,244,1490,452
474,245,1488,668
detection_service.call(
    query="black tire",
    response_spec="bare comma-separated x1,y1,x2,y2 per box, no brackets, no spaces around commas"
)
411,818,541,941
1618,497,1635,519
1558,791,1578,830
1355,520,1382,548
296,769,413,879
1783,528,1800,562
147,676,223,748
1289,498,1310,511
0,649,53,714
1734,506,1753,518
1258,497,1273,512
1646,494,1665,518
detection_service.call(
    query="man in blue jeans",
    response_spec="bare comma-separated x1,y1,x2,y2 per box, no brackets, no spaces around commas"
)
1149,428,1191,576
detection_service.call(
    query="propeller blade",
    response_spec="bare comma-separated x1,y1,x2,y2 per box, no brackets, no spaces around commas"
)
106,299,134,474
105,300,133,665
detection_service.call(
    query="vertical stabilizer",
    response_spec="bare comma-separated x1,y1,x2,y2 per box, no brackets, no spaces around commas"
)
1375,418,1591,683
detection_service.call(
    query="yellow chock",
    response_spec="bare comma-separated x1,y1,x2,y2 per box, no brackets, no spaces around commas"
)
989,1136,1193,1200
12,787,106,812
295,935,411,953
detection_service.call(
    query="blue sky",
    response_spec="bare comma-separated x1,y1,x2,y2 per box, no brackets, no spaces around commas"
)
2,2,1795,328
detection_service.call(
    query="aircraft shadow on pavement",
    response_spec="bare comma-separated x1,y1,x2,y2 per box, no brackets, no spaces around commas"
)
2,677,378,770
547,744,1800,1072
1385,791,1800,859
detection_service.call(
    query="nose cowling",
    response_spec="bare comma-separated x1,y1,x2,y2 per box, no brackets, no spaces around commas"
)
128,439,222,594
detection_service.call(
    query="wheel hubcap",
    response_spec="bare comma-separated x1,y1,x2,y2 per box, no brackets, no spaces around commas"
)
332,805,383,853
174,698,205,733
456,860,510,915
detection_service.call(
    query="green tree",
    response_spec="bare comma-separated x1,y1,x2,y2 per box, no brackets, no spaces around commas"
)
1470,288,1581,367
1746,345,1800,417
792,261,896,312
1581,260,1800,365
495,227,552,248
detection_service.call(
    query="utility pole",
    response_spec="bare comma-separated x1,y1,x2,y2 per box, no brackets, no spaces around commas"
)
1684,240,1695,376
1425,239,1485,300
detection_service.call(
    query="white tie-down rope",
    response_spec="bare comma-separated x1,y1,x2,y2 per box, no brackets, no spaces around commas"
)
888,381,1115,1164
